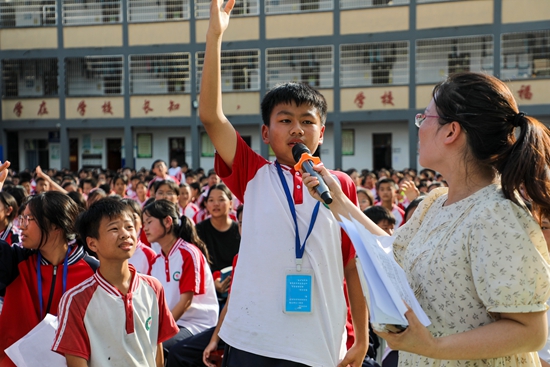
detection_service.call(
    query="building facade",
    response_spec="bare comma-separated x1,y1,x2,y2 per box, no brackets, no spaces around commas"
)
0,0,549,173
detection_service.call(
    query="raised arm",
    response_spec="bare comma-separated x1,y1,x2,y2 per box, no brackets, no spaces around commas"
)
0,161,11,191
302,165,389,237
199,0,238,168
35,166,68,194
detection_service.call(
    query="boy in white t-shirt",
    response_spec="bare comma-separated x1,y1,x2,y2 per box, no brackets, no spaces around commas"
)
199,1,368,366
52,198,179,367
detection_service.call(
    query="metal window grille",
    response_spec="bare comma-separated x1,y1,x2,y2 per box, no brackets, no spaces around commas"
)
266,46,333,89
340,41,409,87
63,0,121,25
195,0,259,19
65,56,123,96
130,53,190,94
340,0,409,10
265,0,333,14
0,0,57,28
128,0,190,22
501,30,550,80
196,49,260,92
1,58,59,98
416,35,494,84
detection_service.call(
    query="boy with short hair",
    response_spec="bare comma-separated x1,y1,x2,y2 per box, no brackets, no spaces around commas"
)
198,1,368,366
52,198,179,367
363,206,396,236
375,178,405,227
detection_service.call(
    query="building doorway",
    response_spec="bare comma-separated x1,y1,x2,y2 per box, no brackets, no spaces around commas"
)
169,137,186,166
373,133,392,171
107,138,122,171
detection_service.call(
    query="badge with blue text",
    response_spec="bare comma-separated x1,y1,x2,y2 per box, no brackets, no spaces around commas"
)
284,268,313,313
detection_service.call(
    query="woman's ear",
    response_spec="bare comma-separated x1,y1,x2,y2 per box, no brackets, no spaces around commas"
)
5,206,13,217
163,215,173,230
443,121,465,145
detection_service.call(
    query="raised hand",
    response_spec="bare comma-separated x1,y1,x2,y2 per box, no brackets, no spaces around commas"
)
208,0,235,37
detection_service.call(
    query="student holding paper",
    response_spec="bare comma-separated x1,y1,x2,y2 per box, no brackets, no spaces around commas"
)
303,72,550,366
0,169,99,367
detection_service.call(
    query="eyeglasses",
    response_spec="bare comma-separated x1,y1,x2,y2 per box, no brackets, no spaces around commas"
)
415,113,441,128
18,215,35,227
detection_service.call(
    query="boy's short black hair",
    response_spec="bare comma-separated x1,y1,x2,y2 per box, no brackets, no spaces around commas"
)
363,206,396,226
260,82,327,126
77,197,133,241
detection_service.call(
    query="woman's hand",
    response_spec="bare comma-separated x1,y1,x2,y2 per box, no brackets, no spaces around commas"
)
302,164,344,204
374,305,437,357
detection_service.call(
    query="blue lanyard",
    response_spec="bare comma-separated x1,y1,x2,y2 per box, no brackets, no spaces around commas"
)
276,162,320,271
37,246,70,318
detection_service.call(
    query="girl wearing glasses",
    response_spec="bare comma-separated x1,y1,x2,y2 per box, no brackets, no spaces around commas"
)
303,72,550,367
0,189,99,367
0,191,20,246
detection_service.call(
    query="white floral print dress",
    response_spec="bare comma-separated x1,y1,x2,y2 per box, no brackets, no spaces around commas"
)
393,184,550,367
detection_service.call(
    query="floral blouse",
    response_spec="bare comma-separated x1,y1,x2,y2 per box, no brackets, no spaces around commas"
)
393,184,550,366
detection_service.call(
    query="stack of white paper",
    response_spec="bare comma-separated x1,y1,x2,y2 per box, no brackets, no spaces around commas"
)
340,216,430,329
5,314,67,367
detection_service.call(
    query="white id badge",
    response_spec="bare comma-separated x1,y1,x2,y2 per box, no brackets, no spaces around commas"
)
284,268,313,313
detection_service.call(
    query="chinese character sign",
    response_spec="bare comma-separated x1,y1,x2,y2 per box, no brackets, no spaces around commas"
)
37,101,48,116
13,102,23,118
102,101,114,115
77,100,87,116
517,85,533,100
380,92,394,106
354,92,365,109
168,100,180,112
143,100,153,114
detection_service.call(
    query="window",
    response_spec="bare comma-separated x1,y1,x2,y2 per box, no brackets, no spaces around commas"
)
0,0,56,28
340,41,409,87
128,0,190,22
1,58,59,98
340,0,409,10
196,49,260,92
416,35,493,84
201,132,215,157
130,53,190,94
342,129,354,156
195,0,259,18
265,0,333,14
63,0,121,25
65,56,123,96
266,46,333,89
501,30,550,80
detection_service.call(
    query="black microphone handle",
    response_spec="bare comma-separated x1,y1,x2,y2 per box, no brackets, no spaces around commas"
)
301,160,333,205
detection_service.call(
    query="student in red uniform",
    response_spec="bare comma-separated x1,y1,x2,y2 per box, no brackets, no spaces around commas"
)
52,198,179,367
0,179,98,367
121,198,157,274
143,200,218,358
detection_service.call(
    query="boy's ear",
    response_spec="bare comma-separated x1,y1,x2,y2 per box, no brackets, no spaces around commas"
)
86,236,98,252
261,124,270,144
317,125,325,145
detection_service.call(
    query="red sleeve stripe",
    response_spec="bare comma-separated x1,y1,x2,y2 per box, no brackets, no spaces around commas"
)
52,276,96,351
179,241,205,295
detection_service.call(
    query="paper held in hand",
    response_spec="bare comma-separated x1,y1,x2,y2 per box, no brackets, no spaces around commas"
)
339,216,430,331
5,313,67,367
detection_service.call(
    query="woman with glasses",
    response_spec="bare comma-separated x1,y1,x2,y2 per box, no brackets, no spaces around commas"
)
0,187,99,367
303,72,550,367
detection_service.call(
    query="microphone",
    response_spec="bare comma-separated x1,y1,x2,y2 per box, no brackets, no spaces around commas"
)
292,143,333,205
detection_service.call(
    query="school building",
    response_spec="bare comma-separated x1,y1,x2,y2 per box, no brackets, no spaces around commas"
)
0,0,548,173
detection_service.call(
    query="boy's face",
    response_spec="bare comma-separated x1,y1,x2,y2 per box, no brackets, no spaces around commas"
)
261,102,325,166
378,183,395,203
87,212,137,262
153,162,167,177
377,219,394,236
36,180,50,194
